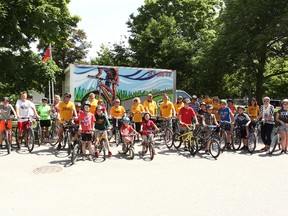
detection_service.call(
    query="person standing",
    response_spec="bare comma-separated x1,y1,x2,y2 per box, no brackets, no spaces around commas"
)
143,94,158,117
173,96,184,116
160,94,175,128
189,95,200,114
88,92,98,115
131,97,145,140
275,99,288,153
212,97,221,121
258,97,275,152
38,97,51,141
247,98,260,129
202,93,213,105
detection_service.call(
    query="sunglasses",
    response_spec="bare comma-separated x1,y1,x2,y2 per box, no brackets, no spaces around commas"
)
264,100,269,102
115,101,120,103
134,100,138,102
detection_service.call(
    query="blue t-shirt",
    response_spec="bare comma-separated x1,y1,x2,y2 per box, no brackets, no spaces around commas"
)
218,107,232,122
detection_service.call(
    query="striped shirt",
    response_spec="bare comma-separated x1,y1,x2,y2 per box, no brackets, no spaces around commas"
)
260,105,275,124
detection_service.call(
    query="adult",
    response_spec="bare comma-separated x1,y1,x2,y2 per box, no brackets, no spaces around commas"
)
189,95,200,114
88,92,98,115
258,96,275,152
56,92,77,150
53,94,61,113
197,102,207,124
173,96,184,115
247,98,259,129
15,91,39,145
131,97,145,140
38,97,51,141
97,99,108,115
0,97,17,147
143,94,158,117
160,94,175,128
227,99,236,114
110,98,126,137
212,97,221,121
276,99,288,153
202,93,213,105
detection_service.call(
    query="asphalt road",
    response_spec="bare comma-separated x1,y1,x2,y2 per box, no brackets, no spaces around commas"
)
0,139,287,216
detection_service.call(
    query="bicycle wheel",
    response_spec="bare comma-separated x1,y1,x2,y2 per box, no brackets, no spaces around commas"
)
172,132,182,149
209,140,220,159
49,124,59,146
269,134,279,155
164,128,173,149
15,127,22,148
26,128,35,153
219,130,227,151
35,124,42,146
121,144,129,154
115,130,121,146
149,142,155,160
247,132,256,154
99,139,106,161
71,141,80,164
5,129,12,154
128,146,135,159
231,130,241,150
188,137,198,156
67,133,73,156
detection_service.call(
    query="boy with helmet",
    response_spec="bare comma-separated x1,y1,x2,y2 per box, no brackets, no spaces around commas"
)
234,106,251,150
120,117,138,147
94,105,112,157
78,101,96,161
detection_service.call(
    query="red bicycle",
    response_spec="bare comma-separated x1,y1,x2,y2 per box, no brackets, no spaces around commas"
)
16,117,35,153
0,118,14,154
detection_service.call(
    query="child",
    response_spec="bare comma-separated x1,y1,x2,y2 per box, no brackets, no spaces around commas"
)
120,117,138,148
140,112,159,154
234,106,251,150
78,102,96,161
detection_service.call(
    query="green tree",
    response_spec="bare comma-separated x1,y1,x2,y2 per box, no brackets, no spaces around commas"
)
203,0,288,102
0,0,79,97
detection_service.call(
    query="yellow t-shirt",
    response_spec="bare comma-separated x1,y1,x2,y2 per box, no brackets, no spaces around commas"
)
202,98,213,105
160,101,174,118
143,100,157,116
89,99,98,114
110,105,125,118
174,102,184,114
131,104,145,122
247,105,259,120
212,103,221,121
58,101,75,124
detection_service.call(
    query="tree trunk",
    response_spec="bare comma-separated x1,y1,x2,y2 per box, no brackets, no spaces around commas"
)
255,51,267,105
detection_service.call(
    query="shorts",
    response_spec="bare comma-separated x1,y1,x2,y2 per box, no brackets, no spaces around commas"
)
221,122,231,132
135,122,141,133
0,120,12,131
95,129,107,138
142,134,154,142
81,133,92,141
279,125,288,132
122,136,133,143
17,121,28,131
239,126,248,139
40,120,51,127
179,125,189,134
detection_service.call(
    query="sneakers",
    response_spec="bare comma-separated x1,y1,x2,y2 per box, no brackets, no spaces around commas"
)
240,146,248,150
95,151,99,158
82,155,86,161
205,150,210,155
88,155,93,161
108,151,112,157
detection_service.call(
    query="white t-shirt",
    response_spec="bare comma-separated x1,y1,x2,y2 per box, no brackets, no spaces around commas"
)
16,100,34,122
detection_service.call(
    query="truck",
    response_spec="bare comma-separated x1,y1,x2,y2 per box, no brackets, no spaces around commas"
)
63,64,177,110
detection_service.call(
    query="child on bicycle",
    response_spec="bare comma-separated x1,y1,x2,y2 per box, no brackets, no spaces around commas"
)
234,106,251,150
78,102,96,161
120,117,138,148
140,112,159,155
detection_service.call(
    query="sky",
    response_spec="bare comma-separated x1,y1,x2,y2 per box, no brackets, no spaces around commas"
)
68,0,145,59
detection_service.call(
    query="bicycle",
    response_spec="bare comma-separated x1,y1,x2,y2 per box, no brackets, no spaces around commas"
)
16,116,35,153
196,125,221,159
58,118,75,156
141,130,156,160
48,116,59,146
0,118,15,154
155,116,173,149
172,123,198,156
119,133,136,160
95,130,110,161
269,127,281,155
218,121,230,151
111,117,122,146
34,119,42,146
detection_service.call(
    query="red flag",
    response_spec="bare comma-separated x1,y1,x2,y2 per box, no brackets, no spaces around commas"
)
42,47,51,62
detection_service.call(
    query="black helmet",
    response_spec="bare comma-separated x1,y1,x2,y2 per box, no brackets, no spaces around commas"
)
84,101,91,107
74,102,81,107
200,102,206,106
64,92,72,98
143,112,151,118
27,93,33,99
42,97,48,102
2,97,9,102
96,105,103,110
206,105,213,110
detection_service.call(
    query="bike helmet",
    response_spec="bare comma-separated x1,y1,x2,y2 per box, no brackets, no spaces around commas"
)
96,105,103,110
75,102,81,107
27,93,33,99
200,102,206,106
83,101,91,107
237,105,245,110
282,99,288,104
42,97,48,102
192,95,197,99
220,99,227,104
123,117,130,123
64,92,72,98
2,97,9,102
227,98,233,103
206,105,213,110
143,112,151,118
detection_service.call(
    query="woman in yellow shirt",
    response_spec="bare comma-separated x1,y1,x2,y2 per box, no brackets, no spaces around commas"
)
247,98,259,129
173,96,184,115
212,97,221,121
131,97,145,140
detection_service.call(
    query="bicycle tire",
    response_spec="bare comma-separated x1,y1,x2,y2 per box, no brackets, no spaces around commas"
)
99,138,106,161
15,127,22,148
164,128,173,149
115,130,121,146
67,132,73,156
122,144,129,154
49,124,59,146
149,142,155,160
231,130,241,150
5,129,12,154
219,130,227,151
26,128,35,153
129,146,135,159
269,134,279,155
35,124,42,146
247,132,256,154
188,137,198,156
71,141,80,164
172,132,182,149
209,140,220,159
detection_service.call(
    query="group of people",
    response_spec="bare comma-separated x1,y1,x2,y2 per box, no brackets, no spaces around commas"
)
0,91,288,159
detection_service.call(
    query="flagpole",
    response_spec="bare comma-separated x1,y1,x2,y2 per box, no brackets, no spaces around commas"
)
49,43,55,104
48,80,51,105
